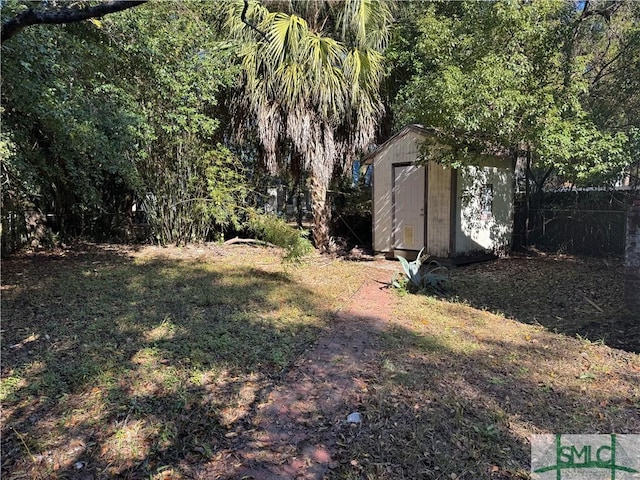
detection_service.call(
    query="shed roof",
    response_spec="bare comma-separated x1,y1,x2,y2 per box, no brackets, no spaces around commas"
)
363,124,510,166
362,124,429,165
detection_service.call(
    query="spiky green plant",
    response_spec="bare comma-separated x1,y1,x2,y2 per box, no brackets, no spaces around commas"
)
392,248,449,295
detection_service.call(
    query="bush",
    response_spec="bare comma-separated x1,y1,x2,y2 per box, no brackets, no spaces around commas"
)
247,212,313,262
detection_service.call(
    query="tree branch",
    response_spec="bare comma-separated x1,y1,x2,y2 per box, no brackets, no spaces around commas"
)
224,236,276,248
2,0,149,43
529,165,554,193
241,0,267,40
580,1,623,24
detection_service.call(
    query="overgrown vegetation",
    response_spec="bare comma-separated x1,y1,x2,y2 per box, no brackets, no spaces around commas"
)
2,1,639,477
227,0,393,251
246,211,313,262
390,1,639,190
2,0,638,252
1,2,244,247
107,3,244,245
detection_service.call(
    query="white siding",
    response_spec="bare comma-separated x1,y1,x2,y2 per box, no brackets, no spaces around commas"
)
371,125,514,259
455,157,513,255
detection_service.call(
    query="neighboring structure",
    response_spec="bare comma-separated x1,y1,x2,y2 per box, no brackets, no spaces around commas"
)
263,184,311,219
364,124,514,262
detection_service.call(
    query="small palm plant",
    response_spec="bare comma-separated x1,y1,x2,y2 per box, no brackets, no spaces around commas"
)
391,248,449,295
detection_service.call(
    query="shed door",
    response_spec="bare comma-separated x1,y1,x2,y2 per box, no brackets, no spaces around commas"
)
393,165,425,250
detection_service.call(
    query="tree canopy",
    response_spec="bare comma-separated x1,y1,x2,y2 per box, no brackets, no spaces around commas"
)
1,1,245,244
391,0,638,189
1,0,638,253
1,0,147,43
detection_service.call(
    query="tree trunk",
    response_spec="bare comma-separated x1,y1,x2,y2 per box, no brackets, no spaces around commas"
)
624,194,640,310
524,147,532,248
310,173,331,252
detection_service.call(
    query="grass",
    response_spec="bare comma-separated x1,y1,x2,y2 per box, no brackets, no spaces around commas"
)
2,246,639,479
332,255,640,480
1,243,369,479
447,255,639,351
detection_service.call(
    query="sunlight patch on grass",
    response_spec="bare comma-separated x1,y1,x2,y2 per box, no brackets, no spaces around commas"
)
101,419,156,470
131,346,162,365
340,264,640,479
0,375,26,402
0,245,372,478
393,297,492,354
144,318,182,343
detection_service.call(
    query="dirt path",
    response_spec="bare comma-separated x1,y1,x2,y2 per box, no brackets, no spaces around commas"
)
202,265,396,479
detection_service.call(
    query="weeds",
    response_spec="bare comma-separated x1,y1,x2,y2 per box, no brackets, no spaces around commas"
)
246,211,314,262
3,247,639,479
334,256,640,480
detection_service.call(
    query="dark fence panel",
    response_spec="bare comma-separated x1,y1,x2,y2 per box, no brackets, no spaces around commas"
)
524,208,627,256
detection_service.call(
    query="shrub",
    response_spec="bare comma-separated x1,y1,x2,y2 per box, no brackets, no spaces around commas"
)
247,212,314,262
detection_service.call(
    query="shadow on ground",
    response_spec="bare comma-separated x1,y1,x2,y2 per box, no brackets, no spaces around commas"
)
331,310,640,479
2,248,638,480
1,245,330,479
447,254,639,353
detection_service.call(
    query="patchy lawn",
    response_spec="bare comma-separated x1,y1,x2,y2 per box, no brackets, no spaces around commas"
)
333,255,640,479
1,244,369,479
2,246,638,480
449,254,639,353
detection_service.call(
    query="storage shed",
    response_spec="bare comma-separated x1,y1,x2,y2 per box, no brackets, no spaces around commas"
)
364,125,514,262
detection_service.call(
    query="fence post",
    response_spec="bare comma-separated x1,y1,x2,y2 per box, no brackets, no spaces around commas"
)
625,195,640,310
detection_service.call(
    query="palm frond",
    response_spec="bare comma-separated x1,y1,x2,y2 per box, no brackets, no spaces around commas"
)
230,0,394,249
264,12,308,64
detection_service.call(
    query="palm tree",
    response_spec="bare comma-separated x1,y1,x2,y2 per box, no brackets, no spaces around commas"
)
228,0,394,251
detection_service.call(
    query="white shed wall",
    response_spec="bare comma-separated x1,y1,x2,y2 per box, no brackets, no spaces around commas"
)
370,125,514,258
454,158,514,255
